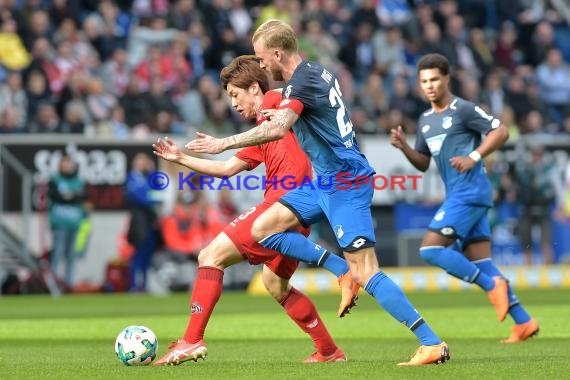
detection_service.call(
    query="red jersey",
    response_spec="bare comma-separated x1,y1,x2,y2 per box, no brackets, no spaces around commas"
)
234,90,312,202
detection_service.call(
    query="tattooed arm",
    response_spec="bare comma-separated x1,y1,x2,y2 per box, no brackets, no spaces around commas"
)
186,108,299,154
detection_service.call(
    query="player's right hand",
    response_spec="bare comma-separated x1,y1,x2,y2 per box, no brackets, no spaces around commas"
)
153,137,181,162
390,125,407,150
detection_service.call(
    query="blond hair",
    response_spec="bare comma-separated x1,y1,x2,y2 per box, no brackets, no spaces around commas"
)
252,19,298,53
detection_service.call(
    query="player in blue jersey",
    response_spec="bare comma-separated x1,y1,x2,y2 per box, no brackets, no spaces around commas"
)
187,20,450,366
391,53,539,343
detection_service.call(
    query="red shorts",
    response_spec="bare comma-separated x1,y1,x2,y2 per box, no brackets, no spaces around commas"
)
224,200,311,280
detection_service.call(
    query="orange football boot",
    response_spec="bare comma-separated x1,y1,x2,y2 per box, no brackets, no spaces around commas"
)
398,342,450,366
337,272,360,317
487,276,509,322
501,318,539,343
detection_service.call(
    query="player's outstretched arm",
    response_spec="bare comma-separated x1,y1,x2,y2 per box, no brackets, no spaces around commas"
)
185,108,299,153
390,126,431,172
153,137,248,178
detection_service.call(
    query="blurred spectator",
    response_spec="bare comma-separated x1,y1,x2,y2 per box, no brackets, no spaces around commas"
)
0,105,26,134
493,22,519,74
498,106,521,141
127,16,179,68
47,154,89,288
0,70,27,128
376,0,412,28
255,0,291,28
354,72,389,121
28,101,60,133
216,187,238,224
468,28,494,80
338,21,376,84
100,47,129,97
125,152,161,292
373,26,408,82
0,15,31,70
176,80,205,127
161,190,225,259
481,71,507,117
120,75,149,128
515,144,562,265
535,48,570,126
303,18,340,70
389,75,421,120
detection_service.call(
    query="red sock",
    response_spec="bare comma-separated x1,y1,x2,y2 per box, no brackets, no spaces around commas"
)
280,287,337,356
183,266,224,343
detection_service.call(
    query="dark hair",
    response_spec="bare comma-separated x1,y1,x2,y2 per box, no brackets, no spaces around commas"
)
417,53,450,76
220,55,269,93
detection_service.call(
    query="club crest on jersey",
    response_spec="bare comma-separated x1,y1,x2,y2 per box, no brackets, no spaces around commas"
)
442,116,453,129
335,225,344,239
434,210,445,221
284,85,292,98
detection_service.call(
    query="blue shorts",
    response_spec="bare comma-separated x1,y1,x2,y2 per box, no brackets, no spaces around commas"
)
428,198,491,248
279,179,376,251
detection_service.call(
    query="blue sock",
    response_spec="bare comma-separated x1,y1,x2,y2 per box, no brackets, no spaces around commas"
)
420,246,496,291
259,231,349,277
473,259,532,324
365,272,441,346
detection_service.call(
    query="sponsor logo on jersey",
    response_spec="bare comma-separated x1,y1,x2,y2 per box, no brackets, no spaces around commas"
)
442,116,453,129
425,134,446,156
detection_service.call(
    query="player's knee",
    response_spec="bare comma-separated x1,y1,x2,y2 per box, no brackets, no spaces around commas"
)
419,246,444,266
251,218,270,242
197,246,220,267
263,280,287,301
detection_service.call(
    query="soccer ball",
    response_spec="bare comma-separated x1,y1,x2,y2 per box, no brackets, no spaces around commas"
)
114,325,158,366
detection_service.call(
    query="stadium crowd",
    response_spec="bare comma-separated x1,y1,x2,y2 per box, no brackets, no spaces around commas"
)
0,0,569,138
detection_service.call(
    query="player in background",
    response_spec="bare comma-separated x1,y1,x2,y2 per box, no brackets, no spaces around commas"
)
152,55,349,366
186,20,449,366
390,53,539,343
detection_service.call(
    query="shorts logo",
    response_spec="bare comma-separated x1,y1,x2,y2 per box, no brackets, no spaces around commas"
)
335,225,344,239
442,116,453,129
351,238,366,249
434,211,445,221
440,227,455,236
191,302,203,314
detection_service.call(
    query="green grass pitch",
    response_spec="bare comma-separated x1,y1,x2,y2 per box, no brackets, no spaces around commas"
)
0,288,568,380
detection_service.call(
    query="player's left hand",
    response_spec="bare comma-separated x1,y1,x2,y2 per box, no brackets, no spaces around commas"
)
185,131,225,154
450,156,477,173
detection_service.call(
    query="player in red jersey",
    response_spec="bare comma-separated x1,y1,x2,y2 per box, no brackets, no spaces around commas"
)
152,55,348,366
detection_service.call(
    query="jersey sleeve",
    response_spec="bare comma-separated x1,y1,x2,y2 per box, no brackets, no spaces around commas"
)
414,119,431,156
279,68,318,115
234,146,263,170
461,101,501,135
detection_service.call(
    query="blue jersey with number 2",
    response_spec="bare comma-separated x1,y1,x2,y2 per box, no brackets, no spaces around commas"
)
280,61,375,180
